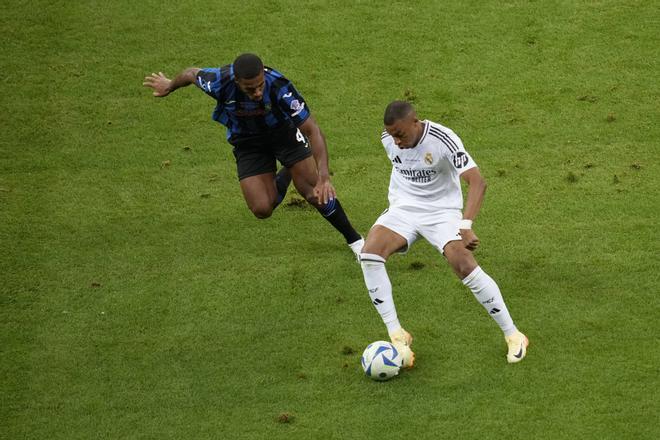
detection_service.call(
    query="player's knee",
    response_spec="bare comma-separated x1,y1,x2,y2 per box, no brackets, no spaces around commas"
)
292,183,318,205
454,260,477,279
249,204,274,219
302,192,320,207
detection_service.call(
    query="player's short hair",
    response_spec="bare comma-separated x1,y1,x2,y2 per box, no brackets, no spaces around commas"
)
384,100,415,125
233,53,264,79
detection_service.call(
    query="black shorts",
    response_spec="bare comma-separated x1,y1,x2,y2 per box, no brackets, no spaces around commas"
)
229,126,313,180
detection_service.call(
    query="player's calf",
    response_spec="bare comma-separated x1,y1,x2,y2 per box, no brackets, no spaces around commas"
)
273,167,292,208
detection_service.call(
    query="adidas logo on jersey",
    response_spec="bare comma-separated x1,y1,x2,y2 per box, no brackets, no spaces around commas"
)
392,156,402,164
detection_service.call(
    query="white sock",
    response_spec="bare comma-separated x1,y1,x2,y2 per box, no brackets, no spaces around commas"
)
360,253,401,333
462,266,517,337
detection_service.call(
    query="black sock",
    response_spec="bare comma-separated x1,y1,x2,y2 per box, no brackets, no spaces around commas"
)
274,168,292,208
315,198,361,243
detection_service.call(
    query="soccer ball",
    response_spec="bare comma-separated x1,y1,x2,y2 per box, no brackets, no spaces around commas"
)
361,341,402,381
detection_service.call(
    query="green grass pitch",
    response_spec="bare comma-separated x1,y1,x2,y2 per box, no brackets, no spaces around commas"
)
1,1,658,438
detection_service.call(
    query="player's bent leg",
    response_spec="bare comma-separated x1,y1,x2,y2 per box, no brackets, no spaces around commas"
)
288,155,319,203
360,253,398,331
443,240,478,279
273,167,292,208
360,253,415,368
361,225,408,257
289,156,362,249
239,172,278,219
361,226,414,368
444,241,527,362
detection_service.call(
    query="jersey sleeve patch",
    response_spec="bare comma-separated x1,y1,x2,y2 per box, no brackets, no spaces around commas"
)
277,83,310,125
196,68,221,98
453,151,478,174
452,152,470,168
428,124,478,171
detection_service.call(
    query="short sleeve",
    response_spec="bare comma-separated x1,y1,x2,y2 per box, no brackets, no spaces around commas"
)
439,128,478,174
276,82,310,126
195,68,222,99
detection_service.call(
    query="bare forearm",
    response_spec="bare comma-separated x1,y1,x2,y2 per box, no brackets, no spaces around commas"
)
300,117,330,177
463,176,487,220
168,67,200,93
309,129,330,177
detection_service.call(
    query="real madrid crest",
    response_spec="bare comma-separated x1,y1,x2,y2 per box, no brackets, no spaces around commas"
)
424,152,433,165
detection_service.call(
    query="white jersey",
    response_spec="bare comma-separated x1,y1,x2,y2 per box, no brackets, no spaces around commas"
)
380,120,477,212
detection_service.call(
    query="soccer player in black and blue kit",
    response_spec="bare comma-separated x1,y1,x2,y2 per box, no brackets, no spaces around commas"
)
144,54,364,257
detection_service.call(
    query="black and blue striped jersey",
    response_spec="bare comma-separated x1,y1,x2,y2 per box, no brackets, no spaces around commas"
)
195,65,310,139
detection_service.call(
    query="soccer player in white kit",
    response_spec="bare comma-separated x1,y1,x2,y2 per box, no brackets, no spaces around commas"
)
360,101,528,367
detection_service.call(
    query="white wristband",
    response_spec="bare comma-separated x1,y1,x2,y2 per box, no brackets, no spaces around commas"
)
458,219,473,230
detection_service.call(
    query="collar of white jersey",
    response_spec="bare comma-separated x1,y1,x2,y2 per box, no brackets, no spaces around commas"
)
412,120,430,148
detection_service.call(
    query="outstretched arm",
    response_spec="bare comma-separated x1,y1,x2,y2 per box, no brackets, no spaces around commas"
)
299,116,336,204
459,167,488,251
143,67,200,97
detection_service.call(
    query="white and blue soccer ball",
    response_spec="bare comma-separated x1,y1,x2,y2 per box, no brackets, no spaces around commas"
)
361,341,402,381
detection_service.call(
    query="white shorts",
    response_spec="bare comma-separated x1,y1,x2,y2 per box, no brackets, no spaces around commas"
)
373,207,463,255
